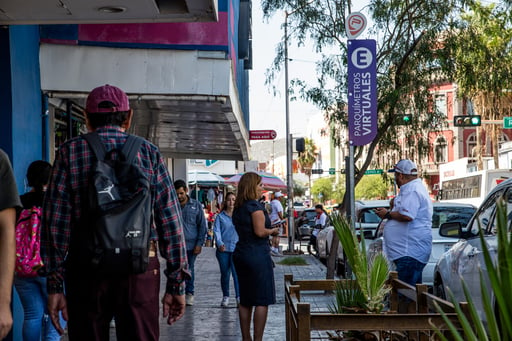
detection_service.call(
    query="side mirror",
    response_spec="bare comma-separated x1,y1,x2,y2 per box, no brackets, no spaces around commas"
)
439,222,463,238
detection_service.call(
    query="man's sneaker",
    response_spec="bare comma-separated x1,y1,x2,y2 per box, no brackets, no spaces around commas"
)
221,296,229,307
271,250,283,257
186,293,194,306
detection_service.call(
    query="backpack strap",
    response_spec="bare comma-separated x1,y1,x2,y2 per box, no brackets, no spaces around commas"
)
83,132,107,161
121,135,144,164
83,132,143,163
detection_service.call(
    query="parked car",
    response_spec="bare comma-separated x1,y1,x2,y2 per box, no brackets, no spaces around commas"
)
433,178,512,325
316,200,390,268
366,202,476,286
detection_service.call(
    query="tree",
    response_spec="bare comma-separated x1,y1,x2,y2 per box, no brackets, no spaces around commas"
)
355,175,388,200
438,2,512,169
296,137,317,203
293,181,306,199
311,176,335,204
262,0,465,278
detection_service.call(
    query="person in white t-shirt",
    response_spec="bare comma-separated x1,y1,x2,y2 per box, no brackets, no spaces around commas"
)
374,159,433,286
269,192,285,256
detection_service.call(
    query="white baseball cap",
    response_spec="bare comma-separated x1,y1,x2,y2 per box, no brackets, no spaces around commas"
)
394,159,418,175
274,191,284,198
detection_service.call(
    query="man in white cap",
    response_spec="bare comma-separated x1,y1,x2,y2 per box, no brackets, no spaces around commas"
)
269,191,285,256
374,159,433,286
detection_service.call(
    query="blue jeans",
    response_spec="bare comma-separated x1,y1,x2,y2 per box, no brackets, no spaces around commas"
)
14,276,66,341
186,250,197,295
393,256,426,286
215,250,240,298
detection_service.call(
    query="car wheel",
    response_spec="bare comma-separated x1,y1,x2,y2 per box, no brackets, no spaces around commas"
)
434,277,447,300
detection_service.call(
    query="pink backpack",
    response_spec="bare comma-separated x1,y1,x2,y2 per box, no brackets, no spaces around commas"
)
15,207,44,277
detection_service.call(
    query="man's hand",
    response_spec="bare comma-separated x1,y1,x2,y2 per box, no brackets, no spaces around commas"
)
0,303,13,339
48,293,68,335
193,246,202,255
162,293,186,325
218,245,225,252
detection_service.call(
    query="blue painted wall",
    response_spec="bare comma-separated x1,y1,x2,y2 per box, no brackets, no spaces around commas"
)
9,26,44,189
0,25,42,341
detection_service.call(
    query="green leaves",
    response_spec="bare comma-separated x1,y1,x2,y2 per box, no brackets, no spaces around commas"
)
330,213,390,313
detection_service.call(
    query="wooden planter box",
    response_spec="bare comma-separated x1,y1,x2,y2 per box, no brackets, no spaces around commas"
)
284,272,467,341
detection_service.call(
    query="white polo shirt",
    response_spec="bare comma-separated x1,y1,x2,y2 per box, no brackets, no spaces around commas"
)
383,178,433,263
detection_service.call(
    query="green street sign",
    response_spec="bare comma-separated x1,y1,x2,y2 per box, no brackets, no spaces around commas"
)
504,117,512,129
329,168,336,175
364,169,383,175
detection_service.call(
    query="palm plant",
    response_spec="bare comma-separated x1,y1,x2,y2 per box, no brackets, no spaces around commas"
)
296,138,317,203
434,199,512,340
330,213,390,313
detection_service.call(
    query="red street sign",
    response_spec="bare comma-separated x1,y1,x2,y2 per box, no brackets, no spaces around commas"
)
249,130,277,140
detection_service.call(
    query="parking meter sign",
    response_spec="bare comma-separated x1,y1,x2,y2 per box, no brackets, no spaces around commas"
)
348,39,377,146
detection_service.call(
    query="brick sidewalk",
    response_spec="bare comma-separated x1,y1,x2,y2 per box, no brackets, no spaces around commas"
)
63,241,328,340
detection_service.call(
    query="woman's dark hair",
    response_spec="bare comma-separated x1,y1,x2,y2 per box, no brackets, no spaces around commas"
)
221,192,236,212
86,111,130,129
26,160,52,192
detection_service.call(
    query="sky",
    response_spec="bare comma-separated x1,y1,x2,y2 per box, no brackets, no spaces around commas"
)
248,2,320,140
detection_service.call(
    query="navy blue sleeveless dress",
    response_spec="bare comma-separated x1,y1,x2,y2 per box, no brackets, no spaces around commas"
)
232,200,276,306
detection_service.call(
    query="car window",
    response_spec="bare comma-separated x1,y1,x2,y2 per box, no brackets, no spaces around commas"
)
432,206,476,229
305,210,316,221
359,209,382,224
469,190,503,236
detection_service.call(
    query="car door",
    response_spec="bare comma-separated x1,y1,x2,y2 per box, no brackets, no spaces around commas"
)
450,189,503,315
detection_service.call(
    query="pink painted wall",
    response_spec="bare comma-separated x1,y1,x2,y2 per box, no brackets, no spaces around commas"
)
78,12,229,46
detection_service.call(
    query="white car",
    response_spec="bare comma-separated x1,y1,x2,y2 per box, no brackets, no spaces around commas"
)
434,178,512,324
366,202,476,286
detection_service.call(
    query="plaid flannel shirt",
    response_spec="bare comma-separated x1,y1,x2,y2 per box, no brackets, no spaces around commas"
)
41,126,189,295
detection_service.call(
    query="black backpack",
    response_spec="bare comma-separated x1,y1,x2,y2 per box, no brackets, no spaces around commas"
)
77,132,152,276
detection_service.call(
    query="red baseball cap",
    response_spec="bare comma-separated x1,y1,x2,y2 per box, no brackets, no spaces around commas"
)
86,84,130,113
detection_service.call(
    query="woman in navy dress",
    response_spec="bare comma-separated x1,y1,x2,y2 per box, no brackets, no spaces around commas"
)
232,172,280,341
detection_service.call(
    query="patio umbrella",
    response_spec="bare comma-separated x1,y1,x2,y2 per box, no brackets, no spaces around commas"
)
225,171,287,192
188,170,225,187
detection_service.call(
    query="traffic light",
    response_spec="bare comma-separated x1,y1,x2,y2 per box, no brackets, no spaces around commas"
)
453,115,481,127
397,114,412,125
295,137,305,153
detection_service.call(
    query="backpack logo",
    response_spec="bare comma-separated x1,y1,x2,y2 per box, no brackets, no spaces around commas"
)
77,133,152,276
15,207,44,277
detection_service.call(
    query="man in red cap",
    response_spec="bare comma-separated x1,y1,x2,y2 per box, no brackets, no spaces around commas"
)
41,84,189,340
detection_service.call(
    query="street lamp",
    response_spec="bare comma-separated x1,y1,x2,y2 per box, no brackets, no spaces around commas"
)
284,10,294,252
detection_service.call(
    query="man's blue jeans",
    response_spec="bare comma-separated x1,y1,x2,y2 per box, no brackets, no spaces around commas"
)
215,250,240,298
393,256,426,286
14,276,65,341
186,250,197,295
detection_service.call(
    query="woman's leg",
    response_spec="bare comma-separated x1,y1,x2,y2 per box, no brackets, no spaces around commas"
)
238,305,253,341
228,252,240,298
216,250,230,297
253,306,269,341
14,277,45,341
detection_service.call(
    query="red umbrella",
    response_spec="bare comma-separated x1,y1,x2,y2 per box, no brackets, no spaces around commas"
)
225,171,287,192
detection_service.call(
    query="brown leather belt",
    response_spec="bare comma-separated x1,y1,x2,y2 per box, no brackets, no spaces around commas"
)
149,240,157,258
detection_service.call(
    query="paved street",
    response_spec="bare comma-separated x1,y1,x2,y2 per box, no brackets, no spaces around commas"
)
62,240,328,340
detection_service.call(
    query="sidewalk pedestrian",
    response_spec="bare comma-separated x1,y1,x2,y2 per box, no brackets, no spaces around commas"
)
40,84,189,341
174,179,208,306
0,149,21,339
375,159,432,286
213,192,240,307
269,191,285,256
14,160,66,340
232,172,279,341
